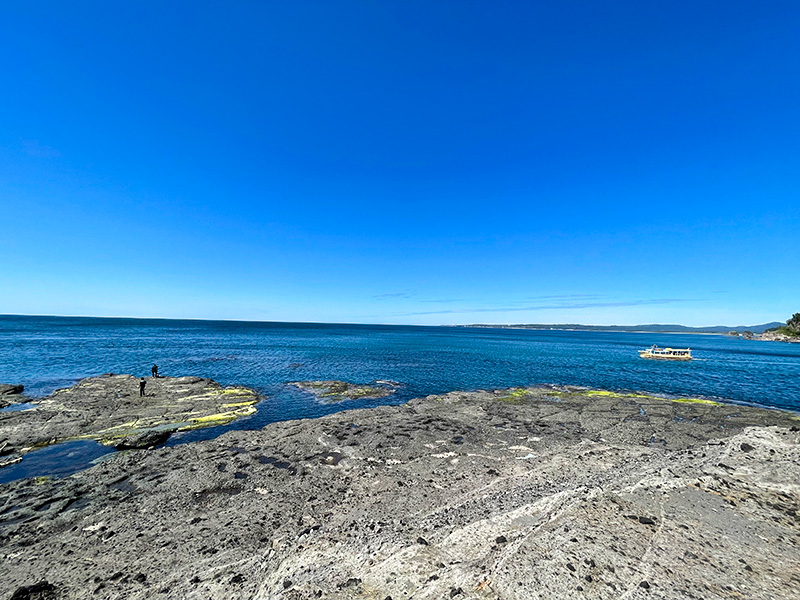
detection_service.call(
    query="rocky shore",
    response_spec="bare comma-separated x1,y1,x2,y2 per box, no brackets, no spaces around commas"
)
1,384,799,599
759,330,800,343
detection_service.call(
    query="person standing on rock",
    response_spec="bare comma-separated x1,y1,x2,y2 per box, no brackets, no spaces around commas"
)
151,364,159,378
139,377,146,397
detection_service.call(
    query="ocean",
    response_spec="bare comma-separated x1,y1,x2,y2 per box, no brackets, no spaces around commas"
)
1,315,799,482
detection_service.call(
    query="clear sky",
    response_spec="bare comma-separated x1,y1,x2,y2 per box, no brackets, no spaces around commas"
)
1,1,798,326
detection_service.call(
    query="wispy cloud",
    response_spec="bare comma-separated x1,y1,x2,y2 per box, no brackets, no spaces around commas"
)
396,298,701,316
421,294,599,306
22,139,61,158
523,294,604,301
373,292,414,300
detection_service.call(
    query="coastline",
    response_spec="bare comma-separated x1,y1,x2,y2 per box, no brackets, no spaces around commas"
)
2,383,798,599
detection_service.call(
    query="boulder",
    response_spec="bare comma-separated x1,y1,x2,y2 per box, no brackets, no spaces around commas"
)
112,429,177,450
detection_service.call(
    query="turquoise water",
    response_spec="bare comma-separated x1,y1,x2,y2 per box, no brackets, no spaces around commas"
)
1,315,799,482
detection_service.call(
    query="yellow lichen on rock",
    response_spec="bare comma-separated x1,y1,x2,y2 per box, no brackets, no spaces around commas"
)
221,387,255,395
586,390,615,396
221,400,259,408
179,406,257,430
672,397,721,405
497,388,533,403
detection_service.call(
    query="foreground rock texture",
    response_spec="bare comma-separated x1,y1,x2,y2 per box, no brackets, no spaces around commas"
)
1,387,799,600
0,375,259,458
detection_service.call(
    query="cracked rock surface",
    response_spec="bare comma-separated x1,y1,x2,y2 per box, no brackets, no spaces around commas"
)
1,386,798,599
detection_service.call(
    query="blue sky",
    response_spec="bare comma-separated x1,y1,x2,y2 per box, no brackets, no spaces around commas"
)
1,1,798,326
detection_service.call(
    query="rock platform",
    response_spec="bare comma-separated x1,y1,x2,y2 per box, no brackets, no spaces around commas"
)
1,386,799,599
0,375,260,460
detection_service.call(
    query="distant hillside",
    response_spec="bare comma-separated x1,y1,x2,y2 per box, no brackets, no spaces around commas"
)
456,322,785,334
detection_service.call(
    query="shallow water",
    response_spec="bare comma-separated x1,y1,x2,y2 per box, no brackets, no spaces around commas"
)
1,315,799,482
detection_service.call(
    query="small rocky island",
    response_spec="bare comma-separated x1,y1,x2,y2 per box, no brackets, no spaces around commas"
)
290,380,398,402
1,384,798,599
0,375,260,465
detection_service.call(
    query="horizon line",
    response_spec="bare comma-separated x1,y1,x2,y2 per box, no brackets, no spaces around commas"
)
0,313,782,330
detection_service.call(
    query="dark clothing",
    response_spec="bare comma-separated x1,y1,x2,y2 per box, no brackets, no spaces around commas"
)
139,379,146,397
151,365,158,378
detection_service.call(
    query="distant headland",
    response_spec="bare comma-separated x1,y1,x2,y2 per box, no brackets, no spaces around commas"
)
453,313,800,342
451,322,784,334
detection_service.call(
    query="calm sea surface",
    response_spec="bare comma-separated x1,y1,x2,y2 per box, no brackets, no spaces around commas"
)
1,315,799,482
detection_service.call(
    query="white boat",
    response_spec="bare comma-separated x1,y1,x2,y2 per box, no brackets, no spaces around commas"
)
638,345,692,361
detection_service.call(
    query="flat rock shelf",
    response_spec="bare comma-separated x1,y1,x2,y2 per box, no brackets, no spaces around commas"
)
0,374,260,461
1,385,799,599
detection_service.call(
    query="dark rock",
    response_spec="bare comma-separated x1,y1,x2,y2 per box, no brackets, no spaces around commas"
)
9,581,58,600
450,588,463,597
282,579,292,589
113,429,176,450
639,581,651,589
0,384,26,409
417,536,429,545
638,516,657,525
495,535,508,544
133,573,146,583
740,443,755,452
